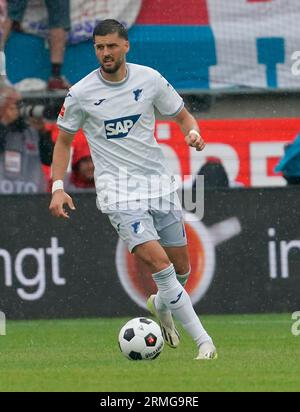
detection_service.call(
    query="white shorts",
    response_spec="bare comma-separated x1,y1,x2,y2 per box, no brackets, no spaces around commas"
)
102,192,187,253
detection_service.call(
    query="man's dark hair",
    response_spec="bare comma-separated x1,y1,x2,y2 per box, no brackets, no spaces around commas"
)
93,19,128,41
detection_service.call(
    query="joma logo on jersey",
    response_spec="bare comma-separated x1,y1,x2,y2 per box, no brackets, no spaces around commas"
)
104,114,141,139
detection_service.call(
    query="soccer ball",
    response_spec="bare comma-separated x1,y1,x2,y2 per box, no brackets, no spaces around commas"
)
118,317,164,360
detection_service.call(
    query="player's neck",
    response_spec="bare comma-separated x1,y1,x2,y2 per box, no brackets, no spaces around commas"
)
100,64,127,83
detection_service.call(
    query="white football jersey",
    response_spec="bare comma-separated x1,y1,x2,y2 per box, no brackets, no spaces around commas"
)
57,63,184,209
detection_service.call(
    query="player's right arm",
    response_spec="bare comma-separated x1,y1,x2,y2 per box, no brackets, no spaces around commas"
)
49,130,76,219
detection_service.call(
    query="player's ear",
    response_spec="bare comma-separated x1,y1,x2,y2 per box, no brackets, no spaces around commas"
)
125,40,130,54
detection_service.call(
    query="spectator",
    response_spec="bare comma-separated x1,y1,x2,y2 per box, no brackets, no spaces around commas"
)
0,84,54,194
0,0,8,85
64,142,95,193
193,158,229,189
275,134,300,185
1,0,71,90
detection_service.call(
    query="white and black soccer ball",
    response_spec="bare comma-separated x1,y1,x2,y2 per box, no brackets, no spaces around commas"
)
118,317,164,360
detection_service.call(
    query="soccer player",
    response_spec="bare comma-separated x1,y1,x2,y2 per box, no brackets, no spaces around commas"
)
49,19,217,360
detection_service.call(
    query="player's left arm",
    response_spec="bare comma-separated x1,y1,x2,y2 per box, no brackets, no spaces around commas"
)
174,107,205,151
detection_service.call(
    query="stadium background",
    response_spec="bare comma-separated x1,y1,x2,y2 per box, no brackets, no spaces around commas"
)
0,0,300,393
1,0,299,317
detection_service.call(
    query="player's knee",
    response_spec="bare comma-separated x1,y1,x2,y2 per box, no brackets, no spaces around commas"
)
136,252,170,273
154,259,172,273
147,257,171,273
133,241,171,272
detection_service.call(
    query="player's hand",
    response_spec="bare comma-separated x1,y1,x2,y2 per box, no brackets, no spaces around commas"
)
49,190,76,219
185,130,205,151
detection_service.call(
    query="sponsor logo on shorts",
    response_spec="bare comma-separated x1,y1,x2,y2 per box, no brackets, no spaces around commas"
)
131,221,145,235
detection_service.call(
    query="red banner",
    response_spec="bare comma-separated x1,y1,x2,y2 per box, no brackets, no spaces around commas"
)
136,0,209,25
155,118,300,187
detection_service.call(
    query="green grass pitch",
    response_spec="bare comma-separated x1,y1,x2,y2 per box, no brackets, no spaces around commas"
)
0,313,299,392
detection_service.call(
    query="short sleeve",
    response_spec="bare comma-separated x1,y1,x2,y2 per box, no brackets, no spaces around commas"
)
153,71,184,116
57,90,84,134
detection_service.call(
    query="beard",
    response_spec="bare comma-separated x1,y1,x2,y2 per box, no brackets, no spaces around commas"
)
101,57,123,74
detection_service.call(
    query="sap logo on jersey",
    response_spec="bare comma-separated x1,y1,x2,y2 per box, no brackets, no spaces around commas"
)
104,114,141,139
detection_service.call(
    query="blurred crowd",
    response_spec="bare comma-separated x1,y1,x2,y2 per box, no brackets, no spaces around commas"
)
1,0,71,90
0,82,95,194
0,0,299,195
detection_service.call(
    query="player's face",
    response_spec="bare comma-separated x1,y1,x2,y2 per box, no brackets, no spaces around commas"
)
94,33,129,74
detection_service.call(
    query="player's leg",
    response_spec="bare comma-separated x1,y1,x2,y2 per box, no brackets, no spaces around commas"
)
104,203,181,348
132,240,170,273
163,244,191,285
134,240,181,348
136,239,216,359
165,247,217,360
104,202,216,359
149,221,190,308
151,193,191,285
147,201,188,346
148,194,217,359
147,244,190,348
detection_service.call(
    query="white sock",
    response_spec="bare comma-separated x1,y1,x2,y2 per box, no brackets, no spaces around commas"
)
154,269,191,319
152,264,212,347
154,268,191,312
0,51,7,76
